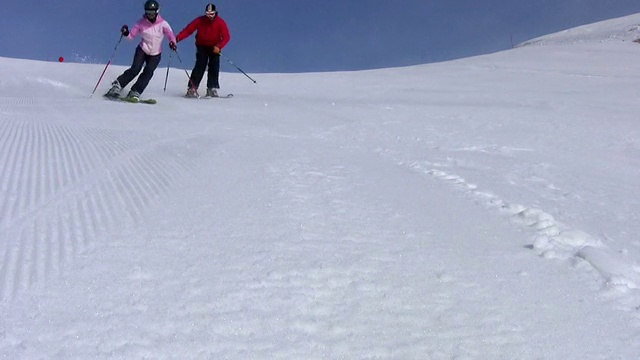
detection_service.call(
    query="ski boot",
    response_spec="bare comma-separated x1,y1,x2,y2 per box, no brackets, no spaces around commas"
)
123,90,140,103
185,88,198,98
105,80,122,98
206,88,219,98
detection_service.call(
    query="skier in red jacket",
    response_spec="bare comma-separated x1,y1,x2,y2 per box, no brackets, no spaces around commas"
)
176,3,230,98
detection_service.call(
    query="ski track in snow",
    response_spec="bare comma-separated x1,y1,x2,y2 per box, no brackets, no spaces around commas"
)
267,93,640,315
237,154,534,357
0,97,202,301
375,148,640,313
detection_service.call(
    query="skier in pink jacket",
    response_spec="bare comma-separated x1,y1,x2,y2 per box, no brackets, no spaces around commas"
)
105,0,177,101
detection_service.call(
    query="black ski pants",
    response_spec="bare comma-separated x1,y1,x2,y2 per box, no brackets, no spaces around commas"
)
117,46,161,94
188,45,221,90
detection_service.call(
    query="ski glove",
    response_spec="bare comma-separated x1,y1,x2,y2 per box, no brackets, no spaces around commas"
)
121,25,129,37
169,41,177,51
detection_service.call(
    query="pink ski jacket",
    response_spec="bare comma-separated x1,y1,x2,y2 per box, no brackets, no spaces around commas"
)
127,14,176,56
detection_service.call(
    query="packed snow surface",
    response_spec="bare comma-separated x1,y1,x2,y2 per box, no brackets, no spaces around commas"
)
1,13,640,359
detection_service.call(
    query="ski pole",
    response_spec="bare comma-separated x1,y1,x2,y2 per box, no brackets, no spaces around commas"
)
220,53,257,84
174,49,200,97
91,35,123,97
163,50,172,92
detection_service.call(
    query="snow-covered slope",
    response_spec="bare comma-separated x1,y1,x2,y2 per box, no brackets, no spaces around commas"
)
519,12,640,46
1,15,640,359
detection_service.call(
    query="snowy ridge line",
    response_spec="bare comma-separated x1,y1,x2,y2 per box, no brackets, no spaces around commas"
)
377,150,640,311
518,13,640,47
0,118,201,301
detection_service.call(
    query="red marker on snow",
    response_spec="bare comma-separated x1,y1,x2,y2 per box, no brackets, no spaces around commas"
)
58,57,64,62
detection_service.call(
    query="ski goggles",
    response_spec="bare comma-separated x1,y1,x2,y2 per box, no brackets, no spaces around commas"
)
145,9,158,16
205,11,216,17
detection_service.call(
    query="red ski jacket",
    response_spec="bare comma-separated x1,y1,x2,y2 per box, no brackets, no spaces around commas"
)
176,15,230,49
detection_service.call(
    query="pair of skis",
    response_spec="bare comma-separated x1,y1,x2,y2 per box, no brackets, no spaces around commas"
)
186,93,234,100
105,96,157,104
104,93,233,105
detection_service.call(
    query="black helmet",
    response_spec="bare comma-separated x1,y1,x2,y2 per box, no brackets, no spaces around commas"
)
205,3,216,13
144,0,160,11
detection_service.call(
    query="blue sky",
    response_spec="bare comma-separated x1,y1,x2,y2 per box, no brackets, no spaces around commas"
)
1,0,639,73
